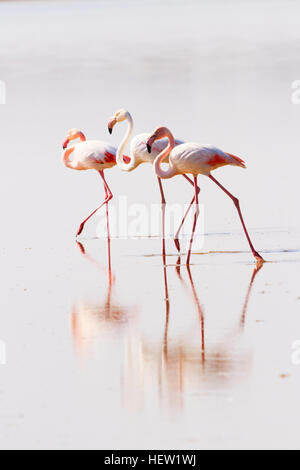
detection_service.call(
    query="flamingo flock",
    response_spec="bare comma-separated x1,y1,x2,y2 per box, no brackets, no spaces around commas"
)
62,109,264,265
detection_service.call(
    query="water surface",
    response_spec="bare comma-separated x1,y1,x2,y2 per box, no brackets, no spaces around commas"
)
0,0,300,450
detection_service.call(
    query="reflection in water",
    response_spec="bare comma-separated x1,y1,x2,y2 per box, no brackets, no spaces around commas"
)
71,240,263,413
241,261,264,326
175,260,205,364
71,240,131,357
157,257,263,413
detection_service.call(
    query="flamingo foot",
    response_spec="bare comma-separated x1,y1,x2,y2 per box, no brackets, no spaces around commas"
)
174,238,181,253
253,251,265,264
76,241,85,254
76,223,85,237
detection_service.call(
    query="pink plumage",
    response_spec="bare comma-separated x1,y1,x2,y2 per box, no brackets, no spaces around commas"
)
62,129,118,237
147,126,264,265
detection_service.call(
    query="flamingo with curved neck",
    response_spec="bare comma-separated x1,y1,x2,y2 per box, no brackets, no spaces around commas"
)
62,128,119,237
112,111,139,172
62,130,86,169
149,127,177,180
107,109,200,252
147,126,264,265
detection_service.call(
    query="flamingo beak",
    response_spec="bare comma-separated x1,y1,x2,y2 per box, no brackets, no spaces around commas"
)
108,118,117,135
62,138,69,150
147,135,156,154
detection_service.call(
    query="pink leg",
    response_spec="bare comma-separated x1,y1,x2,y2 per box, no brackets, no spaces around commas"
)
186,177,199,265
157,177,167,262
76,171,113,237
104,185,113,283
186,266,205,364
209,175,264,262
101,172,113,259
157,178,170,349
104,182,111,239
174,174,201,252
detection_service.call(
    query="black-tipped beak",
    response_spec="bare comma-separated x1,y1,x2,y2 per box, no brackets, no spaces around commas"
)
147,143,152,154
108,118,117,135
62,139,69,150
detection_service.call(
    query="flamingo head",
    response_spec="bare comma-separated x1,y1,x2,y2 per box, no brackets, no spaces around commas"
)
108,108,129,134
62,129,86,149
147,127,169,153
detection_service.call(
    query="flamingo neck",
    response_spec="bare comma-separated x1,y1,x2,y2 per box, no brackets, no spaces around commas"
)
62,134,86,169
62,147,77,169
154,130,177,179
116,113,139,171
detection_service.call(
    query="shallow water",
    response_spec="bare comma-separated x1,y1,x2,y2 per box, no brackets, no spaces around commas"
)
0,0,300,450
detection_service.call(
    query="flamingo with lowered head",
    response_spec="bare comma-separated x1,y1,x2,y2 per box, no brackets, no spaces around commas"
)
107,109,200,251
62,128,129,237
147,126,264,265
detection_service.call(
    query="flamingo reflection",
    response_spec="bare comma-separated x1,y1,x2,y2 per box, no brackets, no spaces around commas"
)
155,256,263,413
71,239,133,357
70,239,263,413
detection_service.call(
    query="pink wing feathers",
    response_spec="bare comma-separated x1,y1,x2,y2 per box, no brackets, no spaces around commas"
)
208,152,246,170
104,151,130,165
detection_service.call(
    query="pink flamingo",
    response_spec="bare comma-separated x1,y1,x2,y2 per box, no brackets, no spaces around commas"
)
62,128,129,237
147,126,264,265
107,109,200,252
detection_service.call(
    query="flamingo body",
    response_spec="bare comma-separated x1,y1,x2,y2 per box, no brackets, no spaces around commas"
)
170,143,246,176
63,140,117,171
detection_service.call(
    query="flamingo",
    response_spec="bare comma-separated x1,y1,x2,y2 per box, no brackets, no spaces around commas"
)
147,126,264,265
62,128,129,237
107,109,200,252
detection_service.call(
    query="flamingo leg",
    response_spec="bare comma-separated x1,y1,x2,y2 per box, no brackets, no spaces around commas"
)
157,177,167,262
103,180,113,282
209,174,264,262
174,195,195,252
76,170,113,237
186,266,205,364
174,174,201,253
103,179,111,236
156,177,170,354
186,177,199,265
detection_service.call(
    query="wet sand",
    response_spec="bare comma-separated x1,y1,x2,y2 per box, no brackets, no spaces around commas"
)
0,0,300,450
